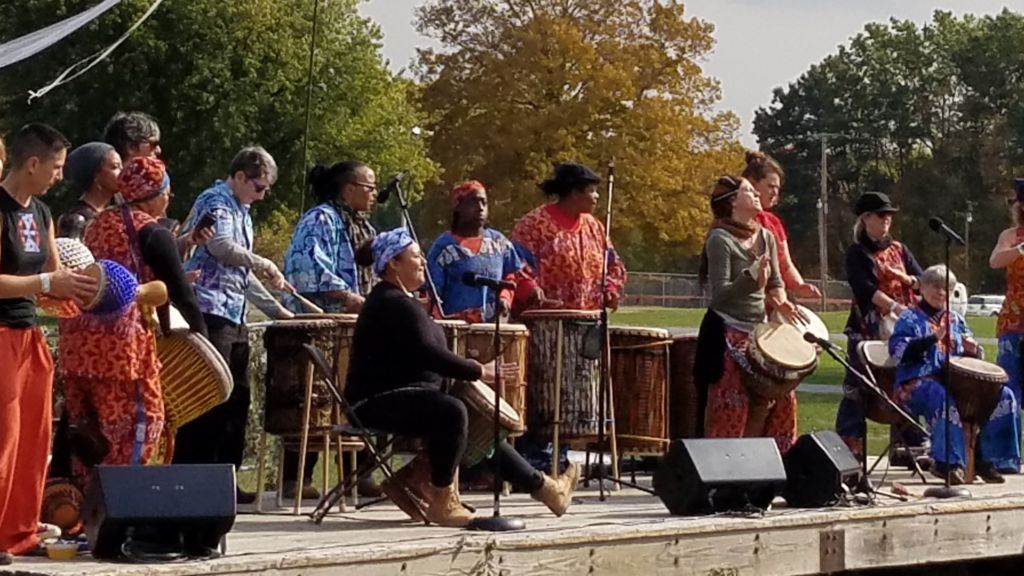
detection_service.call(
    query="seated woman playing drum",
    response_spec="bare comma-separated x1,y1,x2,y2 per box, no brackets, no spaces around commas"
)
889,265,1020,485
696,176,802,453
346,228,580,527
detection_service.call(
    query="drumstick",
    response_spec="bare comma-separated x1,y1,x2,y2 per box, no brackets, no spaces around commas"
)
282,281,325,314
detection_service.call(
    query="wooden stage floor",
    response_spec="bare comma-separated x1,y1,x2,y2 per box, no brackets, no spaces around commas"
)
9,460,1024,576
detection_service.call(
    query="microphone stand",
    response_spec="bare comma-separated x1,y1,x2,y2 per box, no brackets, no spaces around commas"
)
924,238,971,499
391,179,446,317
466,285,525,532
590,160,656,499
816,339,924,500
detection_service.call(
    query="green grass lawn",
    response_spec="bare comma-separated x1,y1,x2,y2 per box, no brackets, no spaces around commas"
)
612,307,998,340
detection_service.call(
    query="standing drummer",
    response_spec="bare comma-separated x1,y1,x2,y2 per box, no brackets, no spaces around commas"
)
835,192,925,464
890,265,1018,484
696,176,801,452
173,147,291,505
281,160,382,500
510,163,626,314
426,180,523,323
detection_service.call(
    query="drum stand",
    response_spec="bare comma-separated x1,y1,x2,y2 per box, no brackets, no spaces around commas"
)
924,237,971,499
466,286,525,532
819,341,928,500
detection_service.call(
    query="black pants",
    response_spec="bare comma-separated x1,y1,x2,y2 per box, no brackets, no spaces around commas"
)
354,387,543,492
173,314,251,469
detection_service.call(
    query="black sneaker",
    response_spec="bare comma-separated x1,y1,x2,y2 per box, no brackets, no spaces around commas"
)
978,463,1006,484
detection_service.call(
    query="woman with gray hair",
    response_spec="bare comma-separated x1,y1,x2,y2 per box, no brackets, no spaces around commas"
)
835,191,925,464
889,264,1020,484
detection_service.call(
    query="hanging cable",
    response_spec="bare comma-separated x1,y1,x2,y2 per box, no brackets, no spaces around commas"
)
27,0,166,103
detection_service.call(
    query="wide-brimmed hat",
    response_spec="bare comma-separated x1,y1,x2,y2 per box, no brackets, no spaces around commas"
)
854,191,899,216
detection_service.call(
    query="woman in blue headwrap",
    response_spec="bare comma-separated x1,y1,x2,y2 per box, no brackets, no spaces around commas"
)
345,229,579,527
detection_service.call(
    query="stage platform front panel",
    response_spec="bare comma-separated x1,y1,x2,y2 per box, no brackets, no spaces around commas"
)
9,465,1024,576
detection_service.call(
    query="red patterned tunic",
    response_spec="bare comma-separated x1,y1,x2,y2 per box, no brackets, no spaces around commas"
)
59,207,165,482
510,204,626,311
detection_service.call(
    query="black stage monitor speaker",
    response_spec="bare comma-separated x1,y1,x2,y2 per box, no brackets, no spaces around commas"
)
783,431,862,508
653,438,787,516
83,464,236,560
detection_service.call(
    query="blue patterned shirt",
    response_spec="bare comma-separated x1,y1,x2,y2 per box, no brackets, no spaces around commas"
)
426,229,522,322
890,306,972,386
182,180,253,323
282,202,376,313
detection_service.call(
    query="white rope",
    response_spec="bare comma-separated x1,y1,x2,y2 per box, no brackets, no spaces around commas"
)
27,0,166,103
0,0,123,70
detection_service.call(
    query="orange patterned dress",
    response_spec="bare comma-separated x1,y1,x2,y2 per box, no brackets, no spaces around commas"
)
510,204,626,312
59,207,164,484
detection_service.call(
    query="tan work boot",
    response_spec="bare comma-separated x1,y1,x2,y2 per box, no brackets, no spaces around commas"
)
531,462,581,517
424,482,475,527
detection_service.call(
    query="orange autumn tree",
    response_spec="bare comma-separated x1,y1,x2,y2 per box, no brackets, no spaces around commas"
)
415,0,742,270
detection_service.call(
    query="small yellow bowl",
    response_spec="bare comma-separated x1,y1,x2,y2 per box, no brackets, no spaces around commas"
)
46,543,78,561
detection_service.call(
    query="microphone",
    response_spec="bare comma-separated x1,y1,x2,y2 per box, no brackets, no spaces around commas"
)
803,331,839,351
376,171,406,204
928,217,966,246
462,271,516,291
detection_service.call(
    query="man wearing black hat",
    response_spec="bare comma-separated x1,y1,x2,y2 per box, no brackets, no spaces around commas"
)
836,191,926,466
510,162,627,314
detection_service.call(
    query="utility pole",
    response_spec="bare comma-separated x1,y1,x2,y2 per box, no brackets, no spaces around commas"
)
809,133,840,311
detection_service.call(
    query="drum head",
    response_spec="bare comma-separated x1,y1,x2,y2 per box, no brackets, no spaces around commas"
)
950,356,1008,383
458,380,524,433
860,341,895,369
609,326,670,339
266,319,338,331
467,323,529,335
520,309,601,320
752,323,816,370
299,313,359,324
771,305,829,343
436,319,469,328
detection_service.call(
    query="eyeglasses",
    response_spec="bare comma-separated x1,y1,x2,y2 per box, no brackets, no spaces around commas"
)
352,181,378,193
248,178,270,193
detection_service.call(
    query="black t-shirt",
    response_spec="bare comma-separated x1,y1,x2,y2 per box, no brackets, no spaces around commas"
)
0,186,52,328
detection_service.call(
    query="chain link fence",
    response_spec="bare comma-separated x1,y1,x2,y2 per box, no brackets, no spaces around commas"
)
622,272,854,312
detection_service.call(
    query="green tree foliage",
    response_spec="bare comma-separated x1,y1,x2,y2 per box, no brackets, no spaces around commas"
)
0,0,435,263
415,0,742,271
754,9,1024,291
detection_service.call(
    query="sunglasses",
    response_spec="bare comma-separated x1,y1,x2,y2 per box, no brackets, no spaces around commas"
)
352,181,378,193
248,177,270,193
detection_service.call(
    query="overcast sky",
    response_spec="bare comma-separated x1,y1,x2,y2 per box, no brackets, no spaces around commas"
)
360,0,1022,146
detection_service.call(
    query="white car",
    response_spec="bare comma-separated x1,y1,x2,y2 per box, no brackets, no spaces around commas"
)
966,294,1005,317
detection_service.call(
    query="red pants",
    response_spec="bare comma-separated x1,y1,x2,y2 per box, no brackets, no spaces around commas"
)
703,328,798,455
0,327,53,555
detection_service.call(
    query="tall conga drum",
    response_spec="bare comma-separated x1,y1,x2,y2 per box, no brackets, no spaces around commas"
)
949,356,1008,482
610,326,670,453
520,310,601,438
435,319,469,357
263,319,340,435
668,334,700,439
466,323,529,429
858,341,899,425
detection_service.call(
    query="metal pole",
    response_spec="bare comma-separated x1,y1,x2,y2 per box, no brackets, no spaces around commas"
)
965,210,972,273
298,0,321,215
819,136,829,311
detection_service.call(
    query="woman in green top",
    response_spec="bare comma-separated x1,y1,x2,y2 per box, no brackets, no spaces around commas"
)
695,175,801,453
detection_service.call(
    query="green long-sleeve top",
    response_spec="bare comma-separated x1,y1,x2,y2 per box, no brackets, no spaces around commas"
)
704,227,783,326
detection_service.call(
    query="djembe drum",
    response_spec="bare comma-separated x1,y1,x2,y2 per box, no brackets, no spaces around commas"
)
295,313,359,422
668,334,700,439
521,310,602,438
466,323,529,428
455,379,525,467
158,329,233,430
263,319,341,435
740,322,818,437
858,341,899,425
610,326,671,453
949,356,1009,482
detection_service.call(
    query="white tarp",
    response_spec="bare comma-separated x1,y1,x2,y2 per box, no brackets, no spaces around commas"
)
0,0,123,70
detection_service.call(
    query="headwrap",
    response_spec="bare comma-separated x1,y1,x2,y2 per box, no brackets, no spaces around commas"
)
371,227,416,276
1014,178,1024,203
65,142,114,192
451,180,485,206
119,156,169,202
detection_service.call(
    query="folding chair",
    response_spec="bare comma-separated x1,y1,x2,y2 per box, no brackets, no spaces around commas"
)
298,343,427,525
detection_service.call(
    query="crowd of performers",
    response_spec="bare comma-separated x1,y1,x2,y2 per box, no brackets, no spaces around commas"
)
3,117,1024,560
